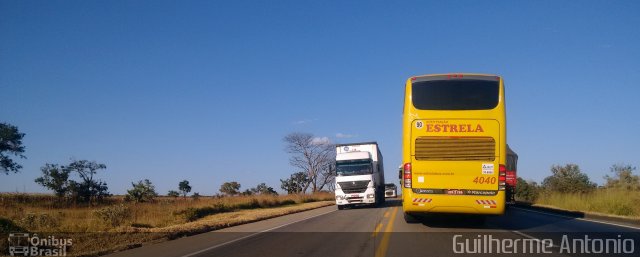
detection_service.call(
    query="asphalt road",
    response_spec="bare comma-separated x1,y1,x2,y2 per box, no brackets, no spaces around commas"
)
106,198,640,257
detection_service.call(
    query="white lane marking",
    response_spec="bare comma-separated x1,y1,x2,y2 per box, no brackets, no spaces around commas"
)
180,209,336,257
512,230,556,248
511,206,640,230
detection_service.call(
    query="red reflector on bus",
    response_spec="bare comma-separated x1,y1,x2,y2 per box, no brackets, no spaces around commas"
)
403,163,412,188
404,163,412,172
498,164,507,190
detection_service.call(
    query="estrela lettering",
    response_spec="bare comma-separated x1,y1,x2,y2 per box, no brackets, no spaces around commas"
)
425,124,484,133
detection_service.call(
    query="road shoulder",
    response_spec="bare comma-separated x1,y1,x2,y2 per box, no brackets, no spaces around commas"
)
104,203,337,257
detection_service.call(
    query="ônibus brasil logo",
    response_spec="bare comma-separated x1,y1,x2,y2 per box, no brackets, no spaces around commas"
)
7,233,72,256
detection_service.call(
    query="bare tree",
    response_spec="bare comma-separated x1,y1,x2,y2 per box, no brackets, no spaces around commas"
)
283,133,335,193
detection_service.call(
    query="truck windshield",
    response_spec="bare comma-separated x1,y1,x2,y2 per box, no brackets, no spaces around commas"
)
336,160,372,176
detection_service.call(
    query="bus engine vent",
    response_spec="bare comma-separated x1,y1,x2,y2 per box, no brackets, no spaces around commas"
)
414,136,495,161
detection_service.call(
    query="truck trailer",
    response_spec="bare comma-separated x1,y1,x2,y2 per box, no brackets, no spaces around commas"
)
334,142,385,210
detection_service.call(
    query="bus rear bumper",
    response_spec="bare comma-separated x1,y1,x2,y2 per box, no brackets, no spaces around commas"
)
402,191,505,215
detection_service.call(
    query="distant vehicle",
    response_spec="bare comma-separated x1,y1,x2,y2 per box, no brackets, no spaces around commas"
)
506,145,518,204
385,183,397,198
400,73,510,221
334,142,385,210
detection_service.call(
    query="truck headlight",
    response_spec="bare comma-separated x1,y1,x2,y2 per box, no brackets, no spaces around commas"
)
336,195,344,200
367,194,375,199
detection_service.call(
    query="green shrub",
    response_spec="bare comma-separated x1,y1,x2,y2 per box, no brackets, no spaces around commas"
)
542,164,596,193
125,179,158,203
515,178,541,202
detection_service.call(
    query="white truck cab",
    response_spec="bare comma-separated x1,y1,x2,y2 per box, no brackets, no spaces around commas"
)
334,142,385,210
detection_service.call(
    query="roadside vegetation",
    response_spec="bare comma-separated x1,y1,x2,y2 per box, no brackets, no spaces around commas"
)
0,192,333,232
0,125,335,235
516,164,640,217
0,122,339,256
0,192,333,256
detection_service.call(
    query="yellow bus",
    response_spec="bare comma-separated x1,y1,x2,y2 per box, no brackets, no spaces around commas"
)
401,73,507,221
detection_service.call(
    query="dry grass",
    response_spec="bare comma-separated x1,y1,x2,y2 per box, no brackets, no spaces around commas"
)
535,189,640,217
0,193,333,232
0,193,334,256
147,201,332,234
66,201,334,257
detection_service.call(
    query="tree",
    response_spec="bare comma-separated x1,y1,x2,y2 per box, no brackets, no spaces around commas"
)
167,190,180,197
34,159,109,202
251,183,278,195
219,181,241,195
280,172,310,194
34,164,70,197
125,179,158,203
283,133,335,193
0,122,26,174
65,160,110,202
542,164,596,193
178,180,192,198
515,177,540,202
241,189,254,196
192,192,201,200
604,164,639,190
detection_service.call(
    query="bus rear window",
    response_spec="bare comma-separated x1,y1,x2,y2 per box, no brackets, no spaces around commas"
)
412,79,499,110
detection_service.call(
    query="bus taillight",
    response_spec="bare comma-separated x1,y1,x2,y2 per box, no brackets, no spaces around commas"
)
498,164,506,191
403,163,412,188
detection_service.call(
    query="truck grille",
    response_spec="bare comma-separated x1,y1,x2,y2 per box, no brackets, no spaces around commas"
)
414,136,495,161
338,180,370,194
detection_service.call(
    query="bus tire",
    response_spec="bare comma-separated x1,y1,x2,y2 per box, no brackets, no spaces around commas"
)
404,212,420,223
337,205,345,210
470,216,486,225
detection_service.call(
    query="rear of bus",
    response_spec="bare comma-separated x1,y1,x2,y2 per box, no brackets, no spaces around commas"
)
401,74,507,216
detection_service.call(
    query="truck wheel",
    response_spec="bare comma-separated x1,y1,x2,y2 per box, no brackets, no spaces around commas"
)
403,212,420,223
337,205,345,210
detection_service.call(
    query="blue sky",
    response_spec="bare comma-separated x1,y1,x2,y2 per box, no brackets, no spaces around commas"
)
1,0,639,195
